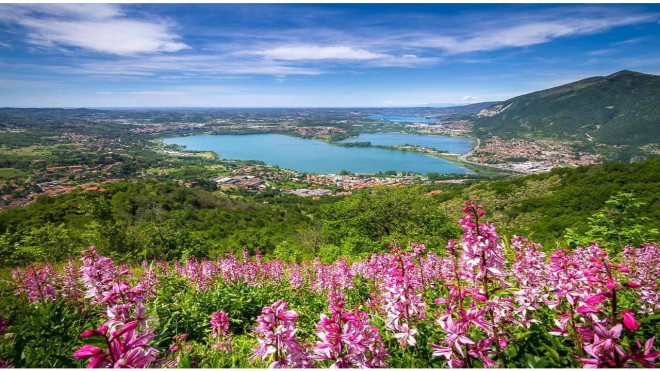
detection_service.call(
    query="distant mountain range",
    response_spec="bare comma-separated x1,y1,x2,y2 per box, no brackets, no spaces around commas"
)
473,70,660,145
372,102,499,117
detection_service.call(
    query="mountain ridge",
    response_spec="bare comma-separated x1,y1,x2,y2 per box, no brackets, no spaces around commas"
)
473,70,660,145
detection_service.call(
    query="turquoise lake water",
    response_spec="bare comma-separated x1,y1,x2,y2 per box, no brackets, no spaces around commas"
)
163,134,472,175
368,115,437,123
340,133,473,154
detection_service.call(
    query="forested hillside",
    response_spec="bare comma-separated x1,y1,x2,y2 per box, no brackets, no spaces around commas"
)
473,70,660,145
1,158,658,268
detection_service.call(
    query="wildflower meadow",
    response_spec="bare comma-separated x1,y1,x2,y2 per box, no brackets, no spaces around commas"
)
2,201,659,368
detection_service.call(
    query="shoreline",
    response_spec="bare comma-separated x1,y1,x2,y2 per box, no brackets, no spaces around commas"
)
159,131,482,177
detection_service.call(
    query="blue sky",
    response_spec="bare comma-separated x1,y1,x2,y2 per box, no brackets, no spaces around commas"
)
0,3,659,107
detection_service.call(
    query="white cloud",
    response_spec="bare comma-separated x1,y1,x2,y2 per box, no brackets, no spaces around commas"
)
0,4,189,55
461,96,478,101
49,54,324,77
256,45,386,60
404,10,656,55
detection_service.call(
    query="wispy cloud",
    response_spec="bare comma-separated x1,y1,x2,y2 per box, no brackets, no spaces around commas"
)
48,54,324,77
402,10,657,54
0,4,189,55
589,49,617,56
612,36,653,46
255,45,386,60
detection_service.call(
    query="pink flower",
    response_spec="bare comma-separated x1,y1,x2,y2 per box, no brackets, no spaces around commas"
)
434,298,451,305
577,306,601,314
627,337,660,367
393,323,418,347
584,295,607,305
74,303,159,368
210,311,230,338
73,345,103,359
0,317,9,334
251,300,313,368
210,311,232,351
622,310,639,332
606,280,616,290
12,264,58,303
312,301,389,368
471,292,488,302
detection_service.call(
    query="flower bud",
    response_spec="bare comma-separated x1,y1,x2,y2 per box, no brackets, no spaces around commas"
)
606,280,616,290
80,329,98,338
73,345,103,359
622,310,639,331
584,295,607,305
576,306,601,314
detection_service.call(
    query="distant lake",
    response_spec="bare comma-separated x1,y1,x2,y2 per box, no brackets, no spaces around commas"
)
368,115,437,123
163,134,471,175
340,133,473,154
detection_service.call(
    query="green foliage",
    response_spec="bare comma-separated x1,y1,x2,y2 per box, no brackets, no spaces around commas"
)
474,70,660,147
565,192,659,252
439,158,660,246
320,186,460,256
1,158,658,267
0,181,317,266
0,300,94,367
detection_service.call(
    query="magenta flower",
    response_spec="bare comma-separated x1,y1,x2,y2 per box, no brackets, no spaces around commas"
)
627,337,660,367
12,264,58,303
79,246,119,305
165,334,194,367
74,303,160,368
251,300,313,368
583,295,607,305
622,310,639,332
210,311,232,351
577,306,601,314
312,293,389,368
0,317,9,333
73,345,104,359
579,322,626,368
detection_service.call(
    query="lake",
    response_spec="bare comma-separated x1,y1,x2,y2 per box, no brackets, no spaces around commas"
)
163,134,472,175
340,133,473,154
368,115,437,123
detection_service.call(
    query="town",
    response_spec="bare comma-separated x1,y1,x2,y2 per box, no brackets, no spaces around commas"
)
467,136,602,174
0,106,630,209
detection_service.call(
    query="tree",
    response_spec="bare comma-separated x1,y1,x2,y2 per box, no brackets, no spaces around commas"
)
565,192,659,253
320,186,459,254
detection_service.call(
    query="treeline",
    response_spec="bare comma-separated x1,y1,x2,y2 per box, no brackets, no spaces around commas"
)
0,181,460,267
435,158,660,244
1,159,658,268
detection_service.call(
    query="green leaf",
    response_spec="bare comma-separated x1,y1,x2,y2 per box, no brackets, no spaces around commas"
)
543,344,560,363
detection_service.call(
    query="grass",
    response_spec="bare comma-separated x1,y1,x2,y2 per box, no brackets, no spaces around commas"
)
195,151,218,159
0,168,27,180
0,145,53,156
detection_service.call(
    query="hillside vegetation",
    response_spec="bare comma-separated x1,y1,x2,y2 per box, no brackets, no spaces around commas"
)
0,159,658,268
473,70,660,145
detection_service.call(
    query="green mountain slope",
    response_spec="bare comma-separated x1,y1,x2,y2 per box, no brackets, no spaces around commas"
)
436,157,660,245
473,70,660,145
